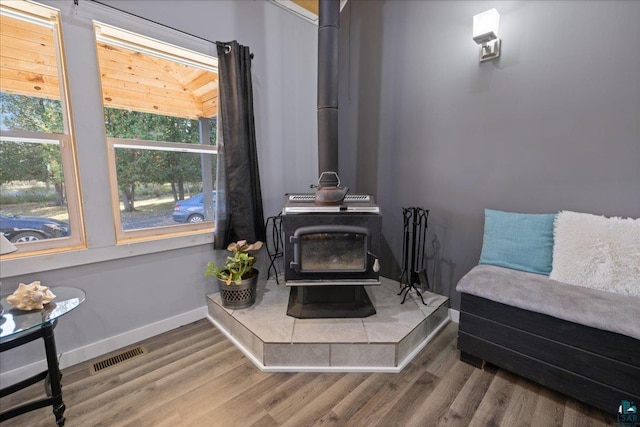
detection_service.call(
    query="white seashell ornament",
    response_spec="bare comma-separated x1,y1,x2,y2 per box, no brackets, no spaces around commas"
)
6,281,56,310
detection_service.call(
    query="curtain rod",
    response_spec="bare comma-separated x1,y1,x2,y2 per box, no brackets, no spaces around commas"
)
86,0,217,46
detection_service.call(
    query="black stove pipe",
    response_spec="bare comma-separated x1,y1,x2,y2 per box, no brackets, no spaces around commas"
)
317,0,340,175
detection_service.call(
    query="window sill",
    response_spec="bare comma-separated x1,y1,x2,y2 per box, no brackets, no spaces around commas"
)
1,232,214,278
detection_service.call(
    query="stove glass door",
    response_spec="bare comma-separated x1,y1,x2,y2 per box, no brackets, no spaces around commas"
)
293,225,369,273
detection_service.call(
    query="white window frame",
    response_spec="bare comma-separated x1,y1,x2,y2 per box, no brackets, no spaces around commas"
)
0,1,85,257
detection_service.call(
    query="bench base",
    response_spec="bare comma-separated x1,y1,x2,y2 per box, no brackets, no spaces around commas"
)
458,293,640,413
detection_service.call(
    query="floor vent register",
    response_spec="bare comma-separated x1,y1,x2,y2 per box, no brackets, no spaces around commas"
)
89,345,148,375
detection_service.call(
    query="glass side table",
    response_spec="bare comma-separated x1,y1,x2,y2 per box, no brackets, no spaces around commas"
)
0,286,85,427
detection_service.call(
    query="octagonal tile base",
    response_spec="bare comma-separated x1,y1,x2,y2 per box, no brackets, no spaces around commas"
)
207,277,449,372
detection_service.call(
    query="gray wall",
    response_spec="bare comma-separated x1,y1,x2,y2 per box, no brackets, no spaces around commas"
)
339,1,640,309
3,0,638,376
1,0,318,375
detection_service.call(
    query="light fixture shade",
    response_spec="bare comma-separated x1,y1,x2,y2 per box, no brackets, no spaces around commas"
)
1,234,17,255
473,9,500,44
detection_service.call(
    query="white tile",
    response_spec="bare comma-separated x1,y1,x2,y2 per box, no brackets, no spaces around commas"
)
230,319,264,362
207,277,450,370
207,295,235,333
293,318,368,343
264,343,330,366
331,343,396,367
233,306,295,344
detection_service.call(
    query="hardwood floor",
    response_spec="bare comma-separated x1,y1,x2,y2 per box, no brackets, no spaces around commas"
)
1,320,616,427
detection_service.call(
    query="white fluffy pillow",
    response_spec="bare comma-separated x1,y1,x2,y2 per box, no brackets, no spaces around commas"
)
550,211,640,296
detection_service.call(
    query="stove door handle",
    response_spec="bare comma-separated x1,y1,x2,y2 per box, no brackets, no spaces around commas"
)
368,251,380,272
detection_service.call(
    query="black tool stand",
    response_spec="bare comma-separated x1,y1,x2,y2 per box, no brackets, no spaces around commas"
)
265,214,283,285
398,207,430,305
398,277,426,305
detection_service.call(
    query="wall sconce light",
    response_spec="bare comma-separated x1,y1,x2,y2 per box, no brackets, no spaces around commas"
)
473,9,501,62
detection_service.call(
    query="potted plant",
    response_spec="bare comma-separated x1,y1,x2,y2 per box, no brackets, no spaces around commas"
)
205,240,263,309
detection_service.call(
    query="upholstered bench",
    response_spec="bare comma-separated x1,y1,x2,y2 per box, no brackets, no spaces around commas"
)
456,209,640,413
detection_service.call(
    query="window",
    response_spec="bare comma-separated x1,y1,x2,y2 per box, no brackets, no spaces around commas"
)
93,22,219,242
0,1,84,255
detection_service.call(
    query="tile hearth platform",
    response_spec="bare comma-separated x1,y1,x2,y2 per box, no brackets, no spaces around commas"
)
207,277,450,372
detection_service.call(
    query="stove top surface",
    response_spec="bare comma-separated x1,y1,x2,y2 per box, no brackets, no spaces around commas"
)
283,193,380,214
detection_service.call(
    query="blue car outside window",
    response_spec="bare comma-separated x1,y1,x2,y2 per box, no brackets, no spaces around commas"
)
172,192,216,223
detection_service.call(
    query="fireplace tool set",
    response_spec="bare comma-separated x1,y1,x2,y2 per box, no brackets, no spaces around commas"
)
399,207,431,305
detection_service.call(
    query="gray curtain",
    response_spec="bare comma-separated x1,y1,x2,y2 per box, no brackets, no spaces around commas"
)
214,41,265,248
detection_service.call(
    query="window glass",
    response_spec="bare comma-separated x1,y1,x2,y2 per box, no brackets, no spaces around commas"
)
112,146,216,229
0,2,84,254
94,22,218,241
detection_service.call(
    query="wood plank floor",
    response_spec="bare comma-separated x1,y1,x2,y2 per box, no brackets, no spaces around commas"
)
1,320,616,426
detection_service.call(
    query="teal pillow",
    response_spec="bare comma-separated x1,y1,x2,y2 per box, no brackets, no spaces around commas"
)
479,209,556,275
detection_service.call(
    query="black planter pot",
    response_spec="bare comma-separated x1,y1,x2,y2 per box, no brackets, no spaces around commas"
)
218,269,258,309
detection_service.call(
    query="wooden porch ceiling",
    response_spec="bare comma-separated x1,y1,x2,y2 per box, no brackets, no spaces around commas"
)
95,42,218,120
0,13,217,121
291,0,319,16
277,0,347,22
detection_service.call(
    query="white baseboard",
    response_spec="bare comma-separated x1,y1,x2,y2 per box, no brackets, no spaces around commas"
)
1,306,207,387
449,308,460,323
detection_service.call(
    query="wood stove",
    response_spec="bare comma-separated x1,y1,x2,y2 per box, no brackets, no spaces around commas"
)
283,194,381,318
281,0,383,318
